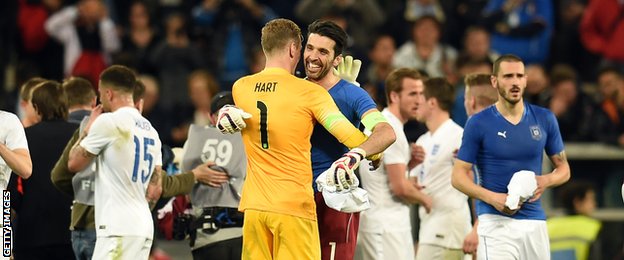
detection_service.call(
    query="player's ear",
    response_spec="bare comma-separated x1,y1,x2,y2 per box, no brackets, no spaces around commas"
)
333,54,342,67
389,91,399,104
490,75,497,89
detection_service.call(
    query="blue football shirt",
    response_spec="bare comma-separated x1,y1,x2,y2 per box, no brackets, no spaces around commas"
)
311,79,377,192
457,103,564,220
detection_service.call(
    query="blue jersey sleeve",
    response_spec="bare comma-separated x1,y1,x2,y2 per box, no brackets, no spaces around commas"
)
544,111,564,156
350,84,378,119
457,115,482,164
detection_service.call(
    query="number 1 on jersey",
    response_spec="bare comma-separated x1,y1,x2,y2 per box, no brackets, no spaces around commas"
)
257,101,269,149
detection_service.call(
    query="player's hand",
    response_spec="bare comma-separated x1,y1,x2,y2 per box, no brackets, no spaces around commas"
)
83,105,104,135
530,174,550,202
463,225,479,254
368,153,383,170
327,148,366,192
217,105,252,134
489,192,520,215
333,55,362,84
146,181,162,205
419,194,433,213
192,161,229,187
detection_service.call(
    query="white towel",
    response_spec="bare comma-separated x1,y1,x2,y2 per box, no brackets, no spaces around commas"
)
505,170,537,210
315,168,370,213
621,182,624,204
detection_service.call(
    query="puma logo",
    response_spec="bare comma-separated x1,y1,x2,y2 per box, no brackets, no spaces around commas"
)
497,131,507,138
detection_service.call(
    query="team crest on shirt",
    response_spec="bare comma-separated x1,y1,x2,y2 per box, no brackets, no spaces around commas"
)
431,144,440,156
530,125,542,141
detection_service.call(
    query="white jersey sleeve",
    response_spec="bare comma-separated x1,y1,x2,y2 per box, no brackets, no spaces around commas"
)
1,111,28,150
80,114,115,155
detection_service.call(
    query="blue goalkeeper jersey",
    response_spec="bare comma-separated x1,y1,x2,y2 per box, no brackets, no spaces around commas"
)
457,103,564,220
311,79,377,192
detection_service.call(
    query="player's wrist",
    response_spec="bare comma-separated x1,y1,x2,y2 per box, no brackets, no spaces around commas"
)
348,147,366,160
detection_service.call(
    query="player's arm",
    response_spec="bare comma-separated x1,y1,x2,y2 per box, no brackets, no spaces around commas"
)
0,145,31,179
387,163,432,212
68,137,96,173
452,159,510,214
531,151,570,202
147,166,163,207
51,128,81,196
0,117,32,179
361,109,395,155
68,105,104,172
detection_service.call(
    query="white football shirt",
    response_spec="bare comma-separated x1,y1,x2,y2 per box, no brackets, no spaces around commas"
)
412,119,471,249
0,111,28,190
359,108,411,233
80,107,162,238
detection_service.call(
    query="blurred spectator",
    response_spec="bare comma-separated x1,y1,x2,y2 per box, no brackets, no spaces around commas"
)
455,0,489,46
451,56,493,126
295,0,384,55
44,0,121,87
393,15,458,81
149,12,203,141
114,1,161,75
363,34,396,108
12,81,77,260
139,74,171,145
480,0,554,64
170,70,220,146
192,0,275,88
462,26,499,62
403,0,460,48
18,77,47,128
249,46,266,74
580,0,624,71
551,0,595,81
596,67,624,147
62,76,96,124
548,181,602,260
525,64,550,107
16,0,64,81
548,64,606,142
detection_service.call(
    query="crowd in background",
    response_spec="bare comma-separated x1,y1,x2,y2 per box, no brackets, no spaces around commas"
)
1,0,624,259
1,0,623,148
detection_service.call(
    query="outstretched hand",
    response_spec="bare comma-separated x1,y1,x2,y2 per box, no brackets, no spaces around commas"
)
333,55,362,84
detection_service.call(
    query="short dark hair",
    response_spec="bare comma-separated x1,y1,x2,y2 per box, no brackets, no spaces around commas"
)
385,68,423,105
493,54,523,76
133,80,146,102
99,65,137,94
465,74,498,108
31,80,68,121
423,77,455,112
210,91,234,115
20,77,47,101
307,20,348,57
62,77,95,107
560,181,594,215
597,65,623,80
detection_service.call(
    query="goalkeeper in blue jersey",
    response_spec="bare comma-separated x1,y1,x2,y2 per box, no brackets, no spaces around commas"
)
303,20,396,260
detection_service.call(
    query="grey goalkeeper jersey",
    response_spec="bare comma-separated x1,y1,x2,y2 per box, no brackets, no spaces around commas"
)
181,124,246,209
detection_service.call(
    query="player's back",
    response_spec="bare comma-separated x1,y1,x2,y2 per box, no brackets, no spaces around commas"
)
233,68,333,220
86,107,162,238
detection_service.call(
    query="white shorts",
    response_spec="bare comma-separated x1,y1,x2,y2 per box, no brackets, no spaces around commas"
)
92,236,152,260
355,230,414,260
416,244,471,260
477,214,549,260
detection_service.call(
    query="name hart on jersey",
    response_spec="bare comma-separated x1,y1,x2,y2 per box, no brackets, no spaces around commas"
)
254,82,277,92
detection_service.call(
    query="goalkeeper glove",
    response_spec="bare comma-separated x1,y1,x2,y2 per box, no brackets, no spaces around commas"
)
217,105,252,134
327,148,366,192
333,55,362,85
